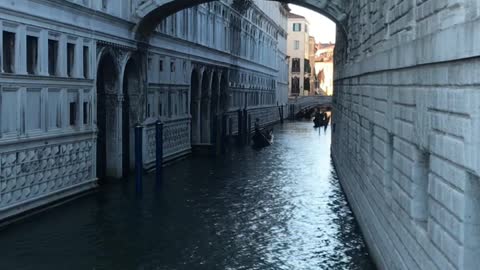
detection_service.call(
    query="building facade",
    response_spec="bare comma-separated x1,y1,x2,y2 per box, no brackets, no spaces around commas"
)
0,0,289,220
314,43,334,96
286,13,313,97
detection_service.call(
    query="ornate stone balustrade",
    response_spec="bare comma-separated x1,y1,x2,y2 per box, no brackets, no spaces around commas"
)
0,135,97,219
143,117,191,168
247,105,281,129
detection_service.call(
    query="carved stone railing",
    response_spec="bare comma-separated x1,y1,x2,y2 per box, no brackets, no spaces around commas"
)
222,105,283,136
0,134,96,218
143,117,191,169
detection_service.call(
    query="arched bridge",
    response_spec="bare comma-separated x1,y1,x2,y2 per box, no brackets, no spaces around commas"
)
287,96,332,118
134,0,348,41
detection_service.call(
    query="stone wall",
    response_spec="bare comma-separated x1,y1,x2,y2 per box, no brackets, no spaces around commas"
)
332,0,480,269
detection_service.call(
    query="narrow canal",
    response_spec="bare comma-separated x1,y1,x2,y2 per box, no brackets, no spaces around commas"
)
0,121,375,270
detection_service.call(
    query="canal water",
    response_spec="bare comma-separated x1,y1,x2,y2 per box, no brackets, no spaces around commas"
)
0,121,375,270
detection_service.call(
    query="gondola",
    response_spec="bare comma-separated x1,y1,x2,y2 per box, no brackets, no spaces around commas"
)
252,129,274,148
313,115,330,128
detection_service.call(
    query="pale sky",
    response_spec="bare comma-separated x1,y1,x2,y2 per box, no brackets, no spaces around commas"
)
288,4,336,44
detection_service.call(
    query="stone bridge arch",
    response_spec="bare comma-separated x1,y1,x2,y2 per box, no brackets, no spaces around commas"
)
134,0,348,42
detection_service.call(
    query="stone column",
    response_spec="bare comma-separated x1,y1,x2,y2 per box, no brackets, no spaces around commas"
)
192,95,201,144
74,38,83,78
16,25,27,75
58,34,67,77
38,30,49,76
105,93,123,179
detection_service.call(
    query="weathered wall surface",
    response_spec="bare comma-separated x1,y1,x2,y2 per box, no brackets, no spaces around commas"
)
332,0,480,269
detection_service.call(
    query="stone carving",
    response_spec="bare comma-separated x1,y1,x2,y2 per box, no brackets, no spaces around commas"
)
0,139,94,209
143,118,191,167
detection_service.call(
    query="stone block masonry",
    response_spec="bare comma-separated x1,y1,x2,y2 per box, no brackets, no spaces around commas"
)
331,1,480,269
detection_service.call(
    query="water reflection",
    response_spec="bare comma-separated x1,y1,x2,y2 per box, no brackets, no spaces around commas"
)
0,121,375,270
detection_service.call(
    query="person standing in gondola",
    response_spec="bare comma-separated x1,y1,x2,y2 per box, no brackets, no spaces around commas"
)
254,118,261,135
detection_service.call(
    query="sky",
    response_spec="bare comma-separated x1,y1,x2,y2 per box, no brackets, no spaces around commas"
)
288,4,336,44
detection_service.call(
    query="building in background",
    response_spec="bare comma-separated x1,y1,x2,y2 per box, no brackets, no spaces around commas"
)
314,43,335,96
287,12,315,97
308,36,319,94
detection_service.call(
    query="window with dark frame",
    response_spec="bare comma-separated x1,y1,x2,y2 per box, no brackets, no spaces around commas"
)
291,58,300,73
292,23,301,32
83,102,89,125
83,46,89,78
291,77,300,95
67,43,75,77
3,31,15,73
27,35,38,75
48,39,58,76
69,102,77,126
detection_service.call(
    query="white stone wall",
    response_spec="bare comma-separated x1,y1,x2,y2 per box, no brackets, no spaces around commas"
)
0,0,289,218
332,1,480,269
0,1,98,218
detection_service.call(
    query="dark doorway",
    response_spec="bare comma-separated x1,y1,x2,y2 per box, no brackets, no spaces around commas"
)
122,58,140,177
219,73,228,113
96,53,117,181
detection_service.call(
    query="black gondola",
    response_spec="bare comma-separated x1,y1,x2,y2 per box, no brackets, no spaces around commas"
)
252,129,274,148
313,114,330,128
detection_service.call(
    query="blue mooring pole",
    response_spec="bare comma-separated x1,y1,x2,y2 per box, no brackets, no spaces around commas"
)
156,121,164,185
237,109,243,146
135,124,143,194
222,114,227,154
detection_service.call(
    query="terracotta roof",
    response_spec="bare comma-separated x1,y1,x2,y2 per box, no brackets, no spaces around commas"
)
288,12,305,19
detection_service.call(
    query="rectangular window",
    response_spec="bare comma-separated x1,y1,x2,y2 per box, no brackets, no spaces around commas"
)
48,39,58,76
69,102,77,126
1,89,18,134
291,58,300,73
294,40,300,50
3,31,15,73
26,89,41,131
83,46,89,78
48,90,61,129
67,43,75,77
159,60,163,72
83,102,89,125
170,61,175,72
27,36,38,75
292,23,301,32
102,0,107,10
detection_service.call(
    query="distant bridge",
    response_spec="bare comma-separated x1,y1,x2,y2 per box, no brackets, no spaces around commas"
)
287,96,333,118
